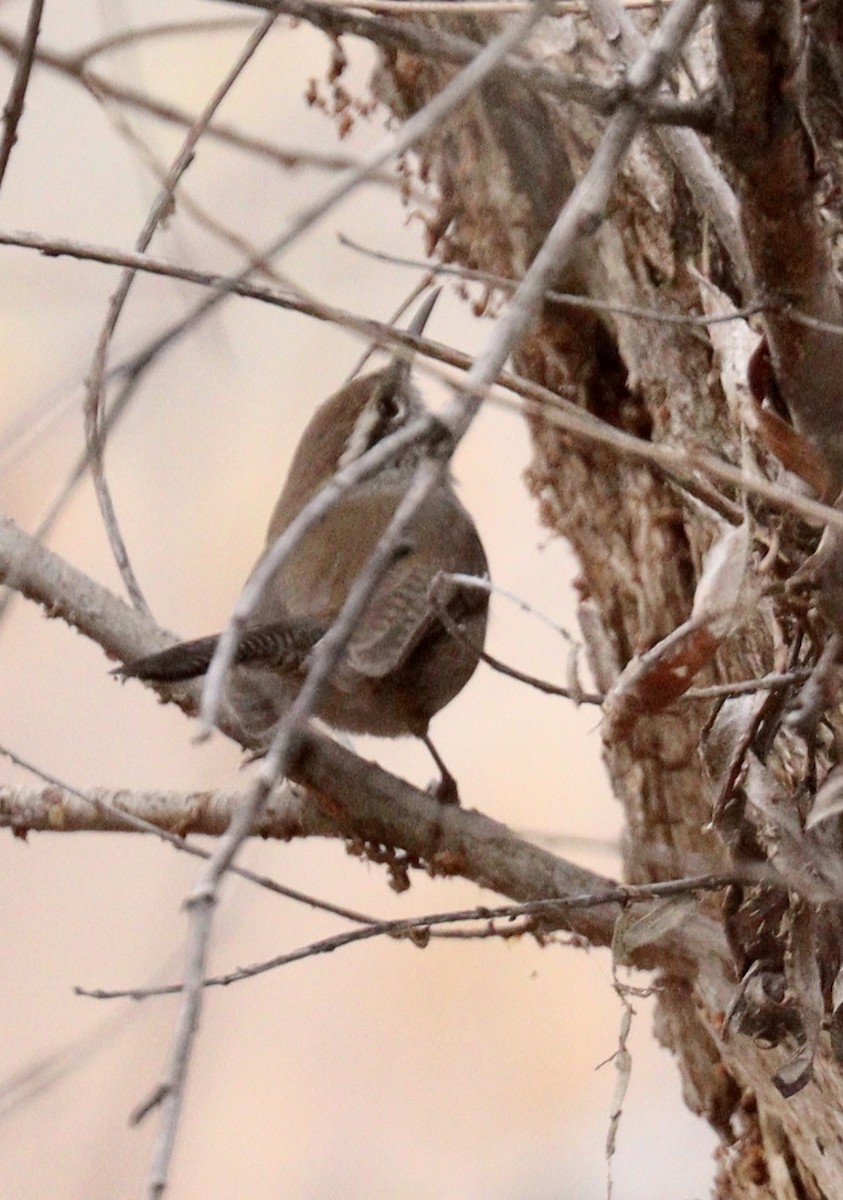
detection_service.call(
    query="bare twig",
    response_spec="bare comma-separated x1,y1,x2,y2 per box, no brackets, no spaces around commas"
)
148,444,462,1190
684,670,812,701
486,376,843,532
78,17,258,61
126,2,653,1178
0,226,781,336
0,0,43,188
445,573,580,642
270,0,667,11
141,890,213,1182
84,12,280,616
604,990,633,1199
0,27,378,178
338,231,774,331
180,0,724,1068
0,745,377,925
6,228,843,535
479,642,602,699
429,578,605,702
77,872,739,1002
221,0,712,127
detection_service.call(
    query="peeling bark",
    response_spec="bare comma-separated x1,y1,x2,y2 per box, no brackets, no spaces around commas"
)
367,4,843,1196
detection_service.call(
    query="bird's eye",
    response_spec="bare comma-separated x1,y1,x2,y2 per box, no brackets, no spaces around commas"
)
378,388,405,423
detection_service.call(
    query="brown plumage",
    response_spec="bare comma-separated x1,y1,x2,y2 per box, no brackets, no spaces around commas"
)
117,295,488,800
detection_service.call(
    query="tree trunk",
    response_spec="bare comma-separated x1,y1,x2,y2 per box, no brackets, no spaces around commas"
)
370,4,843,1196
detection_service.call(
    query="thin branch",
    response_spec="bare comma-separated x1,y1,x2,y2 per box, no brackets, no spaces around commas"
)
485,374,843,532
148,441,467,1185
437,583,813,706
480,644,600,699
76,4,660,1177
430,579,604,702
0,222,811,541
683,670,812,701
77,873,740,1002
444,571,580,642
0,226,779,335
7,226,843,535
0,746,377,925
338,231,773,331
141,890,213,1182
0,0,43,188
0,27,379,179
224,0,713,129
154,15,724,1128
78,17,258,61
131,0,583,1125
604,983,634,1200
278,0,667,11
0,230,785,552
0,230,426,336
84,12,280,615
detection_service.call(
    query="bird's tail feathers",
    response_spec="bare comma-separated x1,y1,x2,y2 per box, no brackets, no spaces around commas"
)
114,617,326,683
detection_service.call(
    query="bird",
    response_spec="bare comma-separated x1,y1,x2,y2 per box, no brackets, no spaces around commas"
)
116,293,489,802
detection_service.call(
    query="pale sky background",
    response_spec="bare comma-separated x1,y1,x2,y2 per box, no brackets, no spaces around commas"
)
0,2,717,1196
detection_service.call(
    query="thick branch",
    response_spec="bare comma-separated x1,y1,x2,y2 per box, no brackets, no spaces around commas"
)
0,515,625,948
224,0,713,127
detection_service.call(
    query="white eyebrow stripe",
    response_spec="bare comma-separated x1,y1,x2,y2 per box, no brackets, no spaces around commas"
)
338,400,383,469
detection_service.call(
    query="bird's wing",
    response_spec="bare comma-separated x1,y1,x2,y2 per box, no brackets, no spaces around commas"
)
237,617,327,669
346,555,437,678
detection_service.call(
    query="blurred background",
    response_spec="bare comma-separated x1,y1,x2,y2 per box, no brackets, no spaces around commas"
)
0,1,717,1195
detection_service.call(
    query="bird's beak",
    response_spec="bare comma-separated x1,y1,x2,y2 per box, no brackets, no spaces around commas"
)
388,287,441,389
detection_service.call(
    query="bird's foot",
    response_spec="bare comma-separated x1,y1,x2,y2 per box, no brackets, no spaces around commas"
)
427,771,460,806
421,733,461,804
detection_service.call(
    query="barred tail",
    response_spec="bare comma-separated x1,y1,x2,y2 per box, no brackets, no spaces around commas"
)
115,634,220,682
115,618,326,683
